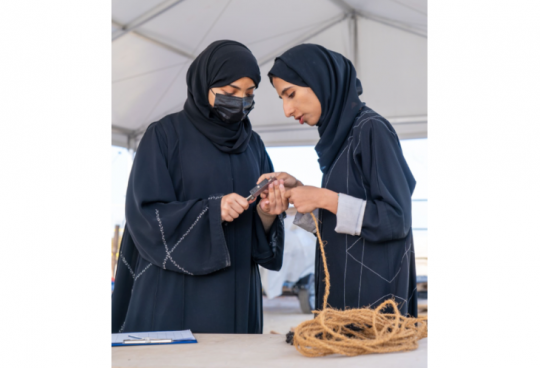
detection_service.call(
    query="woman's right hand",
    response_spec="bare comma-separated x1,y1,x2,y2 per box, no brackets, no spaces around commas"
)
258,172,302,200
257,172,303,192
221,193,249,222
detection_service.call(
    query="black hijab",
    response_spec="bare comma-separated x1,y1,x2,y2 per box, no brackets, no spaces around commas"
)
184,40,261,154
268,44,365,173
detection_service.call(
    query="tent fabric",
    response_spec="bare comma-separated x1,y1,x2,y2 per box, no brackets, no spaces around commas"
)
112,0,427,149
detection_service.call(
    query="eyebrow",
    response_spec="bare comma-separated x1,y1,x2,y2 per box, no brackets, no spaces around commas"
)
229,84,256,90
280,86,292,96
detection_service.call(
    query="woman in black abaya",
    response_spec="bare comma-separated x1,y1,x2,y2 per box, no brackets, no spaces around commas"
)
112,40,288,334
259,44,418,317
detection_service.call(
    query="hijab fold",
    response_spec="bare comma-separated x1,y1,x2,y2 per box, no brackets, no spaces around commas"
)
184,40,261,154
268,44,365,173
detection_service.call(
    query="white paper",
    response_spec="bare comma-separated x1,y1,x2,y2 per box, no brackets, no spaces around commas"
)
112,330,196,344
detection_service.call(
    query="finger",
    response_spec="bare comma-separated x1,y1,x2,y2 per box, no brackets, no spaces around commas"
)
256,173,270,185
224,214,234,222
269,183,278,213
235,195,250,210
274,181,283,212
257,172,279,185
224,195,236,207
275,172,297,188
279,180,288,210
287,188,295,206
259,199,270,212
275,172,290,181
268,182,277,212
229,193,249,210
229,201,244,215
228,209,240,219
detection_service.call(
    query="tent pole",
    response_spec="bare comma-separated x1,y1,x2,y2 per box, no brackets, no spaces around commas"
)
327,0,426,38
348,13,358,70
112,20,195,60
112,0,186,41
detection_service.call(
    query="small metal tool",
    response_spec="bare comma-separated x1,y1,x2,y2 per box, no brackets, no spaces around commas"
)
246,177,275,202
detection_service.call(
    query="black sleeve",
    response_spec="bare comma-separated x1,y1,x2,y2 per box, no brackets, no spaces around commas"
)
356,119,415,243
251,145,284,271
125,122,230,275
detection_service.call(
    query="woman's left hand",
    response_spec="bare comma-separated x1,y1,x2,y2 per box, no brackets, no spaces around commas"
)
285,186,338,214
258,179,289,215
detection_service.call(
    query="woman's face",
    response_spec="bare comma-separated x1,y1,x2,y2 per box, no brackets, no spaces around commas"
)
208,77,256,106
271,76,321,126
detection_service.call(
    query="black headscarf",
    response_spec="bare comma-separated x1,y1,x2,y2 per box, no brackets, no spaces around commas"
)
268,44,365,173
184,40,261,154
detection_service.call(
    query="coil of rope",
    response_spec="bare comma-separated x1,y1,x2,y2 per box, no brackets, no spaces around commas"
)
288,212,428,357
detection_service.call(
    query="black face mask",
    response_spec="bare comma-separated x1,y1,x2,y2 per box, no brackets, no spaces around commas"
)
211,90,255,123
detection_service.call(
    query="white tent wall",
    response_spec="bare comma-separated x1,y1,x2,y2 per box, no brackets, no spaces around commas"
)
111,0,427,149
357,17,427,140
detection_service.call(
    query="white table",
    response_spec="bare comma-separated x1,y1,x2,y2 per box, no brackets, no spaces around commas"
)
112,333,427,368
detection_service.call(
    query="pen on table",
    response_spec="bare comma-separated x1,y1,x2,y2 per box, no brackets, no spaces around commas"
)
128,335,143,339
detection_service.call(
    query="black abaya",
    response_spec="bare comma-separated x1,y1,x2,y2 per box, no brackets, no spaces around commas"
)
269,44,417,316
316,107,417,316
111,113,284,334
112,40,284,334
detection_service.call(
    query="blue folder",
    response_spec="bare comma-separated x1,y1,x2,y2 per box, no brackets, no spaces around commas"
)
112,329,197,347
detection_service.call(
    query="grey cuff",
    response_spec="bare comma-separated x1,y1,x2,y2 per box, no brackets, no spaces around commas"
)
334,193,367,236
293,208,319,234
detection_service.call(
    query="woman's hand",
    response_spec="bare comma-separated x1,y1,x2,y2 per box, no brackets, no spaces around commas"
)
221,193,249,222
257,179,288,233
257,172,303,190
257,172,303,201
285,186,338,214
258,179,288,215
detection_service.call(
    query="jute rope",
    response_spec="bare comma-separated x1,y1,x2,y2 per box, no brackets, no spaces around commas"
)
290,213,428,357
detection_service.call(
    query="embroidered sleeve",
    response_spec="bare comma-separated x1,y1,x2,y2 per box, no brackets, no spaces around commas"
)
125,123,230,276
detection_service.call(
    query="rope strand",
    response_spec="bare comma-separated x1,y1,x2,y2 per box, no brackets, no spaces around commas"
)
289,212,428,357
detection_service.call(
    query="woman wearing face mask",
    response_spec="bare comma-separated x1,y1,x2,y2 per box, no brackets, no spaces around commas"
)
259,44,418,317
112,40,288,334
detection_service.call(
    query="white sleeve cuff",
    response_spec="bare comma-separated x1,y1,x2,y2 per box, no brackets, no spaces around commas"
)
334,193,367,236
293,208,319,234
